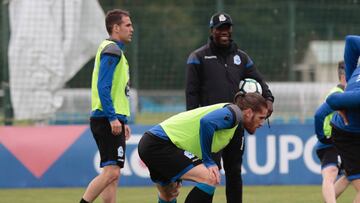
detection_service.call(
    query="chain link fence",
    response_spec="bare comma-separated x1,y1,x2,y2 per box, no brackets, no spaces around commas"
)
1,0,359,125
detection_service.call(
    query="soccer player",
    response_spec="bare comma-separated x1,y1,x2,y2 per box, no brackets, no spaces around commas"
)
138,92,268,203
80,9,133,203
314,61,349,203
185,12,274,203
326,35,360,202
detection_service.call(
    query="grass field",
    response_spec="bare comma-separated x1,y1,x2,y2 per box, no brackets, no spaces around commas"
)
0,185,356,203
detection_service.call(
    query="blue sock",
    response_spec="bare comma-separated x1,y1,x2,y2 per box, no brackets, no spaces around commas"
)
195,182,215,195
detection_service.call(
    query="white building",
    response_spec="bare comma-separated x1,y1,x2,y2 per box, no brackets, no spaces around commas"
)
295,41,345,82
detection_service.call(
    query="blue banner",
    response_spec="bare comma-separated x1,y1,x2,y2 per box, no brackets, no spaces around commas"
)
0,124,321,188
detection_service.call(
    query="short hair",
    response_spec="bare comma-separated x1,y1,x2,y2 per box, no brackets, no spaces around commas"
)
338,61,345,80
234,92,268,113
105,9,130,35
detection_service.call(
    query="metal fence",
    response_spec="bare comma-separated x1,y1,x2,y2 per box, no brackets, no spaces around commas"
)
1,0,359,125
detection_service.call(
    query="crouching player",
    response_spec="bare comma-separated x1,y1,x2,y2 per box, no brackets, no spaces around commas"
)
138,92,268,203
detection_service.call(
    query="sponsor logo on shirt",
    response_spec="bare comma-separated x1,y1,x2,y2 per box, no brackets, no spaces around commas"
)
204,55,217,59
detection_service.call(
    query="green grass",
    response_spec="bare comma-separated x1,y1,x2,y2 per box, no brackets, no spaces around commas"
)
0,185,356,203
135,112,175,125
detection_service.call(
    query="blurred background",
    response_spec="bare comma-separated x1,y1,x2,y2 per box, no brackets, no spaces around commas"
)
0,0,359,125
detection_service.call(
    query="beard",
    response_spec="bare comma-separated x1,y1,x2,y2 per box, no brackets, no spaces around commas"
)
244,114,257,135
245,126,256,135
214,33,231,47
217,36,230,47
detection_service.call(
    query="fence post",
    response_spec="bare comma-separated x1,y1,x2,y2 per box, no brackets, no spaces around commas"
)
132,23,139,89
1,0,13,125
288,0,296,81
216,0,224,11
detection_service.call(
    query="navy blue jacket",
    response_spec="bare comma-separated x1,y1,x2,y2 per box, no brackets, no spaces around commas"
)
186,37,274,110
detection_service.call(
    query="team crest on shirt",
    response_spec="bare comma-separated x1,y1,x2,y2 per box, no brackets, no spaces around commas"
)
184,151,195,159
234,55,241,65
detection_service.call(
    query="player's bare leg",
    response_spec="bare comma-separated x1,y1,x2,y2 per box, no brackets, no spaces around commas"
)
352,179,360,203
334,175,350,198
100,177,119,203
156,181,181,202
321,166,338,203
181,164,218,203
82,165,120,202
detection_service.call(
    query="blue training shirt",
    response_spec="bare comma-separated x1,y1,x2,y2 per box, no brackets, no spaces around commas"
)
91,40,128,123
314,102,334,150
327,35,360,133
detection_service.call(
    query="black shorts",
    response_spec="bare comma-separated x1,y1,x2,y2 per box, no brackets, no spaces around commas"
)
221,126,244,172
316,146,340,170
90,117,126,168
211,126,245,171
138,132,202,185
332,126,360,180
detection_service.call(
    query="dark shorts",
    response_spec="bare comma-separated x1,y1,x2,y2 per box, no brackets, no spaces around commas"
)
221,126,244,172
90,117,126,168
316,146,340,170
332,126,360,180
210,126,244,171
138,132,202,185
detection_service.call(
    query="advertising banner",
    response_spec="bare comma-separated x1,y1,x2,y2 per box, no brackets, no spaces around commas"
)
0,124,321,188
